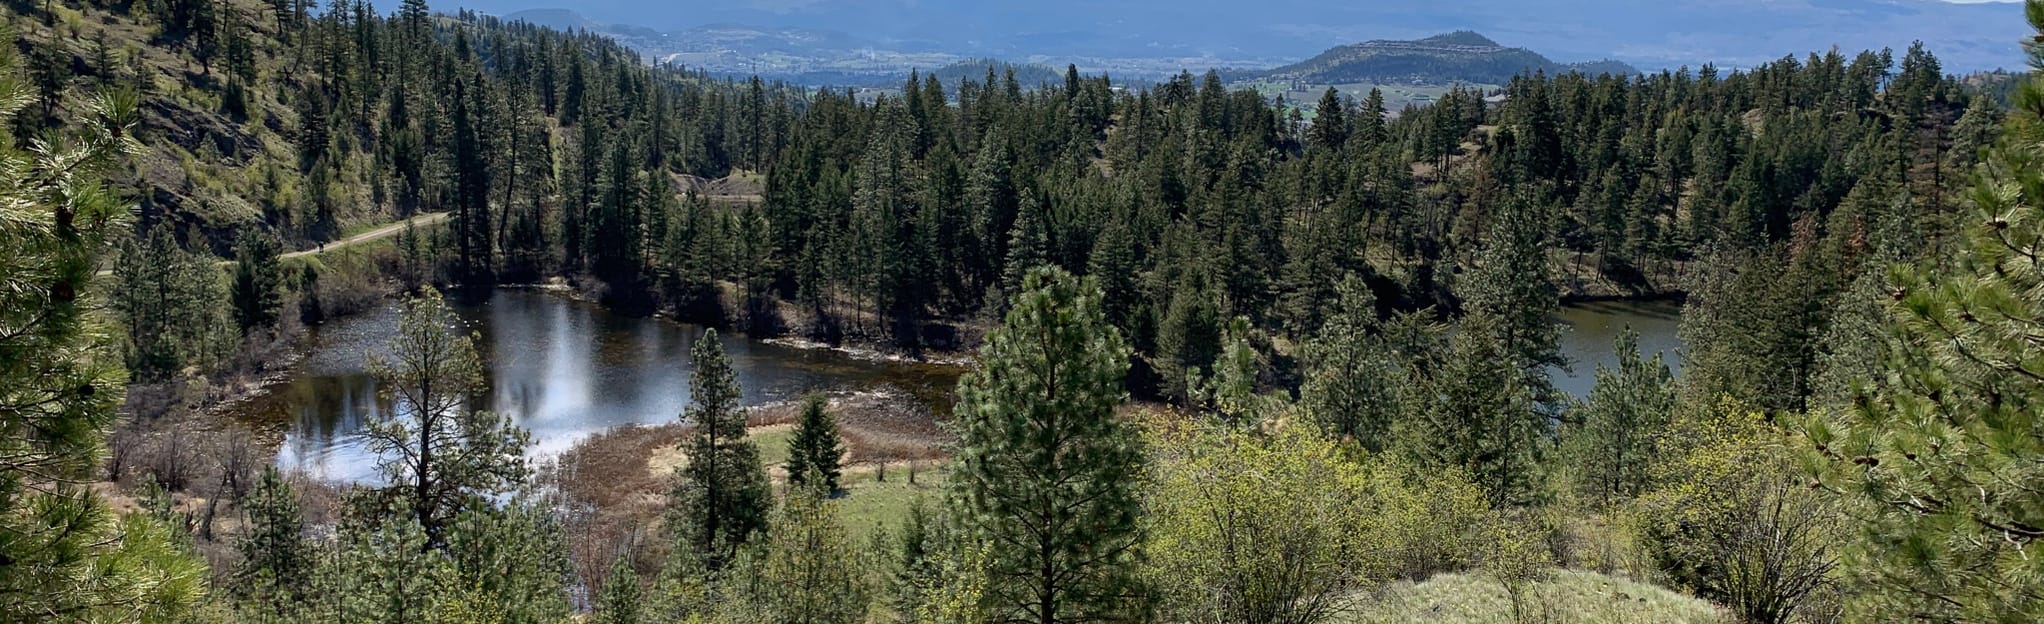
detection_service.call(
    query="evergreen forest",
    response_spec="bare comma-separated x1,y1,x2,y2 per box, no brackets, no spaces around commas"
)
2,0,2041,621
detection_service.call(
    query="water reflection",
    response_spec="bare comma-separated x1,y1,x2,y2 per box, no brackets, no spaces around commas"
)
1553,299,1686,401
244,291,1683,482
242,290,963,482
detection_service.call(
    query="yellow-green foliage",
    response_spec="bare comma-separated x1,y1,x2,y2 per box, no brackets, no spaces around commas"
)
1144,418,1496,622
914,543,992,624
1363,449,1494,580
1480,510,1556,623
1146,423,1385,622
1633,404,1841,624
752,488,871,624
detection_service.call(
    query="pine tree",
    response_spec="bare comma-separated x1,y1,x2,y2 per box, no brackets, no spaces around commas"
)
669,329,772,570
112,225,235,380
1310,87,1348,151
1300,276,1401,451
1156,278,1221,404
1356,88,1388,146
786,394,845,493
444,500,574,622
952,266,1148,623
450,74,495,283
0,51,207,619
759,483,870,624
889,499,937,621
596,550,643,624
314,517,456,621
1192,317,1270,429
1805,5,2044,618
1462,196,1565,415
231,230,284,334
235,468,311,619
1398,311,1547,508
361,288,532,547
1087,220,1141,333
1564,329,1674,506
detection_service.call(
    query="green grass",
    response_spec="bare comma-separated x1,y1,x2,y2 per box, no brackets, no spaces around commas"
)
830,465,947,538
1346,569,1727,624
752,426,794,467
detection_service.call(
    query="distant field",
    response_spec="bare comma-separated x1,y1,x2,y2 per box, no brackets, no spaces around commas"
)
1240,80,1500,116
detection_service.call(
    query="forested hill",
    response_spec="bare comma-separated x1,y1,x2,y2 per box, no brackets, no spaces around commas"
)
9,0,2041,621
1255,31,1637,85
16,0,798,260
21,0,1996,382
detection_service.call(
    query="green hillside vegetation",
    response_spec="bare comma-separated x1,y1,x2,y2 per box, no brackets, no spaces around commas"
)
926,58,1064,92
3,0,2038,621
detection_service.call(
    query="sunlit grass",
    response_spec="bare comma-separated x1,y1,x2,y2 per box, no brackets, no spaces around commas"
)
831,463,947,538
1347,569,1728,624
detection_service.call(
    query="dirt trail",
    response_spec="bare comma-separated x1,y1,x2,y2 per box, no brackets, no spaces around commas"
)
95,212,449,277
282,211,449,259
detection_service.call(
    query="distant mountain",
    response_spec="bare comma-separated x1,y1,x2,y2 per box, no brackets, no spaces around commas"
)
1259,31,1638,85
459,0,2025,72
501,8,601,31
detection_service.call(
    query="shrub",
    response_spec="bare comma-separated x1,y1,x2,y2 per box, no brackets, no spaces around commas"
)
1633,406,1842,624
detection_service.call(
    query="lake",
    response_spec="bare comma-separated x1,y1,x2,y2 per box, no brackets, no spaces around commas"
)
242,291,1684,481
241,290,963,482
1552,299,1686,400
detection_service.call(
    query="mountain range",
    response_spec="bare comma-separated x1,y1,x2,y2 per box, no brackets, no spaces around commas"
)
466,0,2023,75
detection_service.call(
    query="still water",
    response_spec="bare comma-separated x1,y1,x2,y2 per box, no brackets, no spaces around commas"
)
243,291,1684,482
1553,299,1686,400
241,290,962,482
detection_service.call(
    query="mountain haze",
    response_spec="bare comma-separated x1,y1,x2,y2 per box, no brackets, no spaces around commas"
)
462,0,2021,71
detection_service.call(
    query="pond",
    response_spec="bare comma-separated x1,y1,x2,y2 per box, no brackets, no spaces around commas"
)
1553,299,1686,401
241,291,1684,482
240,290,964,482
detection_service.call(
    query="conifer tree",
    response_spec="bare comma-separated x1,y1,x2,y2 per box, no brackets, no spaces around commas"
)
1300,276,1401,450
231,230,285,334
596,550,643,624
0,49,207,620
759,482,870,624
1398,311,1547,508
235,467,310,619
443,499,574,622
786,394,845,494
1462,195,1565,415
1806,4,2044,618
1564,329,1674,506
951,266,1148,623
1310,87,1348,151
669,329,772,570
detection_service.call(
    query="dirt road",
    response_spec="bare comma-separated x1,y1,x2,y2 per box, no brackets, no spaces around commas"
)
282,211,448,259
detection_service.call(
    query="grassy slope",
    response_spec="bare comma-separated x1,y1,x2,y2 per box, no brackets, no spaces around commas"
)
644,422,945,537
1349,570,1728,624
16,0,472,258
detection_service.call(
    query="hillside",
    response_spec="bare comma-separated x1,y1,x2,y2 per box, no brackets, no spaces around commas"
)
1259,31,1637,86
